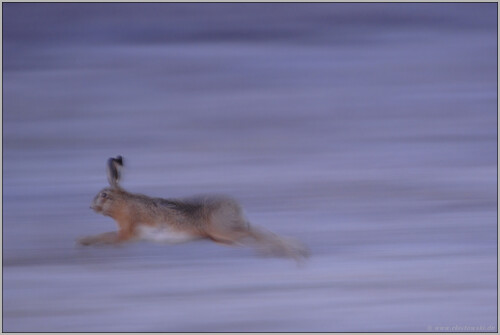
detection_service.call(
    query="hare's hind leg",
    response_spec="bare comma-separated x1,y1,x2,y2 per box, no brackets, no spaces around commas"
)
206,209,253,245
207,220,309,262
206,222,253,245
206,204,253,245
248,226,310,261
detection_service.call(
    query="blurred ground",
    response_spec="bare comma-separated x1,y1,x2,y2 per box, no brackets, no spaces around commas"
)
2,3,497,332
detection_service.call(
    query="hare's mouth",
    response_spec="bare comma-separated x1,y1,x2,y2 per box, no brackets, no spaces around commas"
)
91,205,102,213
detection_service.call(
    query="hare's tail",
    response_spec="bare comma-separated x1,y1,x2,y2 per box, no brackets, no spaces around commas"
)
247,225,310,262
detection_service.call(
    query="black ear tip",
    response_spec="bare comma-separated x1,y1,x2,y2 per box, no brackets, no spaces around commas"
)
115,155,123,166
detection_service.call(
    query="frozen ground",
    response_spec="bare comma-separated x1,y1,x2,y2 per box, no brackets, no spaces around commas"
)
2,3,497,332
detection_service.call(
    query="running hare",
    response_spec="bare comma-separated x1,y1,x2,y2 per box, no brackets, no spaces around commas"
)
78,156,309,262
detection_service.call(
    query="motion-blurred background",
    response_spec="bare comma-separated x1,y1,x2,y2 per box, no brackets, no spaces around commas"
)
3,3,497,332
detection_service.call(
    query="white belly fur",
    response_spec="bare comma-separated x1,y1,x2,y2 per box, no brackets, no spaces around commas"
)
137,225,196,244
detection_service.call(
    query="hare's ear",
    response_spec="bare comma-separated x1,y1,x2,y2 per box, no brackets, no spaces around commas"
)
115,155,123,167
107,156,124,188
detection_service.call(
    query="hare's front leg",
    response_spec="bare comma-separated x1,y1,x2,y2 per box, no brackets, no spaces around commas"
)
77,231,124,246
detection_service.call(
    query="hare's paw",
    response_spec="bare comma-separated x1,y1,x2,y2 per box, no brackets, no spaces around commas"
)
77,237,92,246
77,235,98,246
77,231,118,246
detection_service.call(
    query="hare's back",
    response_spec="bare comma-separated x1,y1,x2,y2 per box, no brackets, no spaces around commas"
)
156,194,242,217
182,194,243,215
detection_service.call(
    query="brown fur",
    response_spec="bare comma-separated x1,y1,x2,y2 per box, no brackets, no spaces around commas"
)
78,157,309,262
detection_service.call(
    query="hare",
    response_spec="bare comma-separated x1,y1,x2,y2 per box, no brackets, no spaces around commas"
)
78,156,309,262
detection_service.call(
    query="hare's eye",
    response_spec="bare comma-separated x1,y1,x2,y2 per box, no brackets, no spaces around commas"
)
101,192,107,198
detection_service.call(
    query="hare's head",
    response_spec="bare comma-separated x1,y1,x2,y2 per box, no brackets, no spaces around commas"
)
90,156,125,216
91,187,127,216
